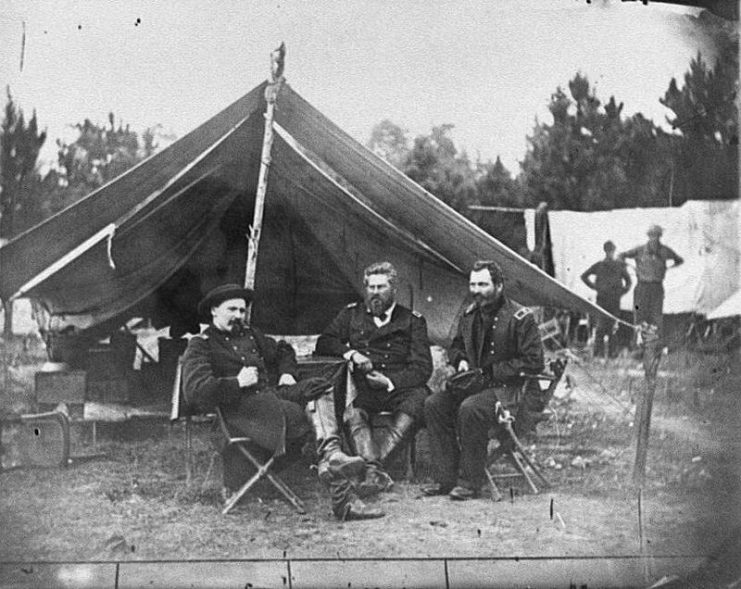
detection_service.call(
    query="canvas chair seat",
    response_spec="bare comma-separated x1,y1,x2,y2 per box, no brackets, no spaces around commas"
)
485,357,567,501
169,357,305,514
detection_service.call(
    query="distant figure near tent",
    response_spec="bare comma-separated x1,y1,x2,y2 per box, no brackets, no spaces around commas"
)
619,225,684,336
580,240,632,357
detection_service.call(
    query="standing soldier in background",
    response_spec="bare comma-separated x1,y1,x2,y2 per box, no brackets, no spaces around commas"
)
619,225,684,336
581,240,632,358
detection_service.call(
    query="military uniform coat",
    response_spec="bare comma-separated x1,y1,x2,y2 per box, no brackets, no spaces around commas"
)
315,302,433,391
182,324,299,453
450,296,544,394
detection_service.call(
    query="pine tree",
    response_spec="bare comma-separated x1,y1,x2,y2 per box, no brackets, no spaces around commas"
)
0,87,47,337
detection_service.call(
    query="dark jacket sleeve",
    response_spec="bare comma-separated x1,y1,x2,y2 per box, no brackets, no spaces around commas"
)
580,263,598,290
489,313,544,383
387,314,433,390
182,336,241,412
254,329,298,382
448,317,469,368
315,308,352,357
619,246,641,261
665,245,684,266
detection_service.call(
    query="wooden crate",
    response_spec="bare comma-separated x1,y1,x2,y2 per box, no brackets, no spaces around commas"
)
35,370,87,405
86,378,130,404
0,412,70,470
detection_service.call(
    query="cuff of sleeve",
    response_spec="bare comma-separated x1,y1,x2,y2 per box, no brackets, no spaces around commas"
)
343,349,356,361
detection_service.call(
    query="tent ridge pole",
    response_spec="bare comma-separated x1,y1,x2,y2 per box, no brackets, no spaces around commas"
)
244,42,285,320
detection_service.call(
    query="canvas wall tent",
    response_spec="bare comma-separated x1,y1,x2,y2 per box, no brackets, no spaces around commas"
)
0,80,614,345
546,200,740,317
707,290,741,320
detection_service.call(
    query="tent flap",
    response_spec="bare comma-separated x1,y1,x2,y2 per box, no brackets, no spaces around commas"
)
0,79,617,343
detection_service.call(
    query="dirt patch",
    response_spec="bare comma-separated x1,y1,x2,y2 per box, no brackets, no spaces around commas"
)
1,341,740,577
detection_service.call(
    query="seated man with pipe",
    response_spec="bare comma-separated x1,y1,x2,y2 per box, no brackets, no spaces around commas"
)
315,262,433,496
182,283,384,521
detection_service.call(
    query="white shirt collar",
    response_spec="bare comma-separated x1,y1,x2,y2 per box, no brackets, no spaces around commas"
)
371,302,396,327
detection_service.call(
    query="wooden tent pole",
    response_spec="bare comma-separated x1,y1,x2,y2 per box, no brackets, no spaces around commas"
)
633,323,662,486
244,43,286,320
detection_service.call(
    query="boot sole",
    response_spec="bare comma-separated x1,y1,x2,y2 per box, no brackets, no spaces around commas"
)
339,505,386,521
328,457,366,479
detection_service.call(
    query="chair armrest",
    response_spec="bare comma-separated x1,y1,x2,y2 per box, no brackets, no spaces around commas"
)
519,372,558,381
227,436,253,444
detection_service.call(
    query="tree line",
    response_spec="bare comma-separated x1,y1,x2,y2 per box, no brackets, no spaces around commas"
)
367,34,738,215
0,24,737,336
0,98,162,336
1,101,160,242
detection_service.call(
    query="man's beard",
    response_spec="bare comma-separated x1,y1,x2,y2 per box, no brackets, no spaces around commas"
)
473,291,499,308
365,294,392,317
226,318,244,335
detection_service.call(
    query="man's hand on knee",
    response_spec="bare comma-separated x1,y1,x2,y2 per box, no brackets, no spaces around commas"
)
278,373,297,386
350,351,373,373
237,366,258,388
365,370,393,390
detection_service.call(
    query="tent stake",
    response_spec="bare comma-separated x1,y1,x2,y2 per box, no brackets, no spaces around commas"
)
244,43,286,320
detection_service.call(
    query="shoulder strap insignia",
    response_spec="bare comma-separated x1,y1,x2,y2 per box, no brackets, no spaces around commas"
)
412,310,422,318
513,307,532,321
346,302,358,308
464,303,477,315
192,333,209,340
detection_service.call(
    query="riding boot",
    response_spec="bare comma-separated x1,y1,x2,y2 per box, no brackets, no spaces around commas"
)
377,412,415,463
346,408,393,497
308,393,365,480
321,471,385,521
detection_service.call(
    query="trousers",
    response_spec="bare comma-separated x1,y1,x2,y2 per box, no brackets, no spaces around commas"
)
633,282,664,334
594,292,621,357
424,387,506,490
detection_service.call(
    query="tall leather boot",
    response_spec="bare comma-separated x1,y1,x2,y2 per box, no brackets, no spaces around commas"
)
321,470,385,521
346,407,393,497
308,393,365,480
377,412,415,463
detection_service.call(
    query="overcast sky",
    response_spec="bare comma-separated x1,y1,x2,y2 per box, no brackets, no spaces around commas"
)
0,0,721,172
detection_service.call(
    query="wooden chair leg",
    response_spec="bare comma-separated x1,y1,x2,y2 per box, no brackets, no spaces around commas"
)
508,450,539,494
505,423,550,490
223,455,275,514
514,448,551,489
223,443,306,515
185,417,192,485
405,435,416,481
263,470,306,514
485,466,504,501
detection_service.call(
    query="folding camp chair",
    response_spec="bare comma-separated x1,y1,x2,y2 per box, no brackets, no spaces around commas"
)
169,357,305,514
485,358,567,501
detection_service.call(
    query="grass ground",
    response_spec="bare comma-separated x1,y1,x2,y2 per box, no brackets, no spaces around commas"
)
1,337,740,585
